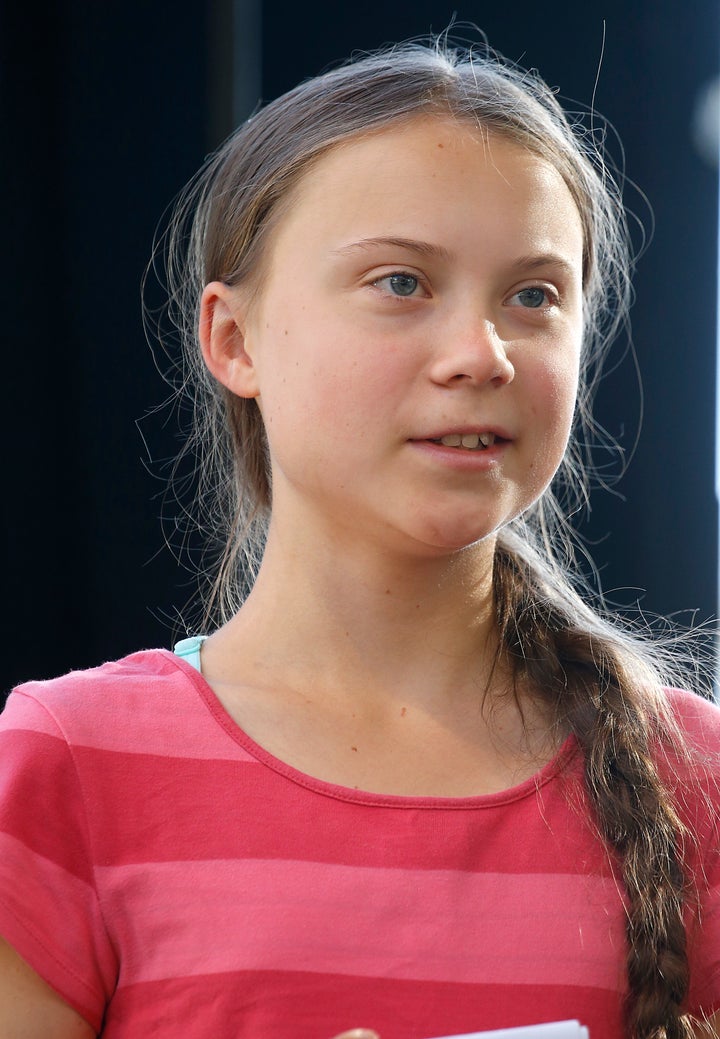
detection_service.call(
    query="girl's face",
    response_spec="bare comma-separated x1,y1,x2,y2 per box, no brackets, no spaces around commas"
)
221,117,585,559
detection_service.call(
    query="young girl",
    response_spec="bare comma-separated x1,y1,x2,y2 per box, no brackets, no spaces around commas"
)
0,36,718,1039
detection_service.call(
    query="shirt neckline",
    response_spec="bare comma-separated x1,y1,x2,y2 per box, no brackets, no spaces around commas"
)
165,648,580,809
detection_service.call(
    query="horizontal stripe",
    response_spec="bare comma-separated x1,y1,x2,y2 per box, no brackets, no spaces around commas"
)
104,972,622,1039
97,858,627,992
58,745,599,873
0,731,601,876
0,730,99,882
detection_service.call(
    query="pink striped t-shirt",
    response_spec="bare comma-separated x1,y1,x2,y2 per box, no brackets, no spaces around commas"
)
0,649,718,1038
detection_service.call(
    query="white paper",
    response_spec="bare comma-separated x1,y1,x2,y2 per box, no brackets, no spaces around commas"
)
425,1021,589,1039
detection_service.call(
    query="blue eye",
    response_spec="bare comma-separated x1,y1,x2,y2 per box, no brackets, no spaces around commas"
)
384,273,420,296
513,287,547,309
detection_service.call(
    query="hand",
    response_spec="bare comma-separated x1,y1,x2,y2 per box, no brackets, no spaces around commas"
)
331,1031,380,1039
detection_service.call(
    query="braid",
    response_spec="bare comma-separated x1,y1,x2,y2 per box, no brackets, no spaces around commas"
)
493,538,696,1039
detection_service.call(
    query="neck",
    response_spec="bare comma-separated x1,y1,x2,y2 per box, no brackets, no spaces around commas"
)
210,521,502,711
200,523,563,796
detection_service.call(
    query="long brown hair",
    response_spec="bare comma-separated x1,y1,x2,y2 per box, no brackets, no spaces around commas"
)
153,36,716,1037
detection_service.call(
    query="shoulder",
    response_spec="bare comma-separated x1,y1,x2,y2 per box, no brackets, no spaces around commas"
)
1,649,203,749
654,688,720,846
5,648,189,712
662,686,720,755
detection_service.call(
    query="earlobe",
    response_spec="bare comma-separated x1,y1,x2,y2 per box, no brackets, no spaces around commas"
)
199,281,260,399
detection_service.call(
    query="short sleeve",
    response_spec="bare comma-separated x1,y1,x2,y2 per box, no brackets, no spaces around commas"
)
0,688,118,1031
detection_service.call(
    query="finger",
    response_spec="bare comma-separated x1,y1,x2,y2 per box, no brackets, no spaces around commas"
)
331,1031,380,1039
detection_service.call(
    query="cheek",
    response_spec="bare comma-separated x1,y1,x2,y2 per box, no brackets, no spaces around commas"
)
525,356,580,473
257,331,396,468
301,336,409,425
533,352,579,421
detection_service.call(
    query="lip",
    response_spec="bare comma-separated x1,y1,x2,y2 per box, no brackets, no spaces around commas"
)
419,425,513,442
408,432,511,470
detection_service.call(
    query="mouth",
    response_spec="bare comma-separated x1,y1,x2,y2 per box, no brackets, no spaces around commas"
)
427,432,502,452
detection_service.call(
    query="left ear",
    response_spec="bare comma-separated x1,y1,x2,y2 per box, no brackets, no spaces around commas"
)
198,281,260,399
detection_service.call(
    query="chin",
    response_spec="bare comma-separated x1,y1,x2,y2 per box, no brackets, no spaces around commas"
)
409,522,500,558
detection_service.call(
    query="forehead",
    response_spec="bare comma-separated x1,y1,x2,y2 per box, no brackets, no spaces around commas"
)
264,116,584,269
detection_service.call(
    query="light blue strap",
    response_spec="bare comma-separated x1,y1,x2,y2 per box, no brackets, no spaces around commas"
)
174,635,208,674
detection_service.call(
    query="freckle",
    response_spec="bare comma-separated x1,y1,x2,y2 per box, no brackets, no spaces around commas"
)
400,707,407,717
436,142,444,148
351,745,358,752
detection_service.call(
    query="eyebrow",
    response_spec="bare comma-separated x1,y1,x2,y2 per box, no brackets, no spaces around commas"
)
333,238,579,278
332,236,453,261
508,253,579,279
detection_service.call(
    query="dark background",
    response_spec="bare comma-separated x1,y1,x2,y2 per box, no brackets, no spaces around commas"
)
3,1,718,695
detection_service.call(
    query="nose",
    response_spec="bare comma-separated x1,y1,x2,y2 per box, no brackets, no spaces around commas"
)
429,318,515,388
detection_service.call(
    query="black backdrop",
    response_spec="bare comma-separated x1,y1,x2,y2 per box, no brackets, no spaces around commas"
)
3,0,718,695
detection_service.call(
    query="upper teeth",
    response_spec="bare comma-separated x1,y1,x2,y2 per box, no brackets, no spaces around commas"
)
439,433,496,449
